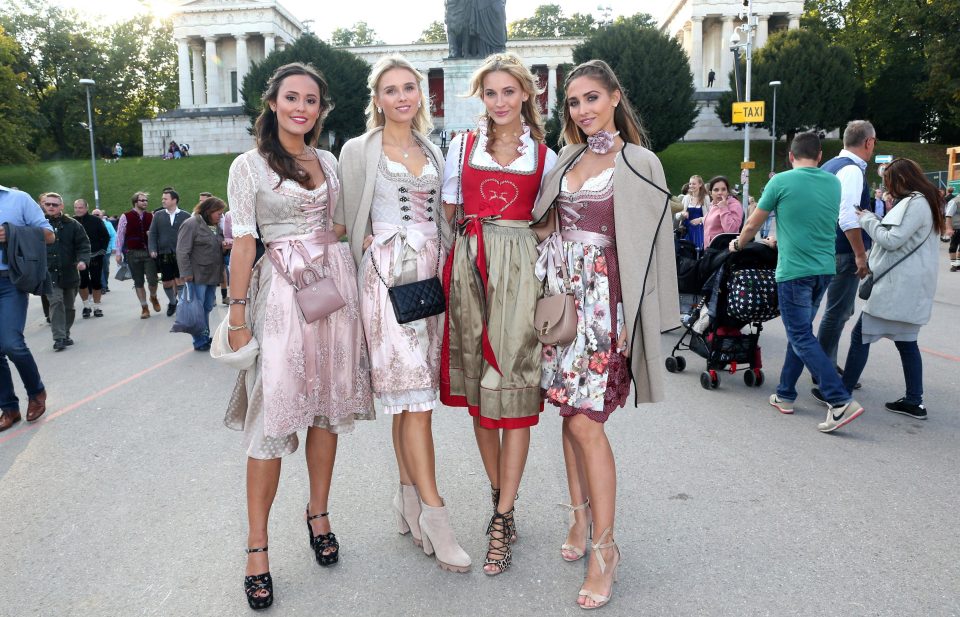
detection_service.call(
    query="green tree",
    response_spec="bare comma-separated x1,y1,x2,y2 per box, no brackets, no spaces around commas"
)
330,21,383,47
0,25,38,163
509,4,597,38
242,34,370,153
716,29,857,144
803,0,960,142
416,20,447,43
573,20,696,152
612,13,658,29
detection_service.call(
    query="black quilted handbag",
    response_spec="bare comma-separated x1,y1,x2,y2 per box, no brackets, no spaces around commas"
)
726,267,780,322
387,276,445,324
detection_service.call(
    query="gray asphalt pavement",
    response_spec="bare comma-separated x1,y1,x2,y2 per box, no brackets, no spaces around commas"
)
2,253,959,617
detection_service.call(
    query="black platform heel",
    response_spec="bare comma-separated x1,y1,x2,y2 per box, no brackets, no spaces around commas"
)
244,546,273,610
306,506,340,566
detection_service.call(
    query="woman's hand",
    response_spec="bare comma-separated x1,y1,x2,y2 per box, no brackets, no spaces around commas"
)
362,235,374,251
681,211,689,220
690,217,702,226
182,275,194,282
228,326,252,352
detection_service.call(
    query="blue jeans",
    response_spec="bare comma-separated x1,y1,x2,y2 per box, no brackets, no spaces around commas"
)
776,275,850,405
842,314,923,404
0,276,46,411
191,283,217,349
816,252,859,365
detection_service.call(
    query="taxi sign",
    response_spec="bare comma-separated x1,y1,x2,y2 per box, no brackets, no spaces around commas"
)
874,154,893,163
732,101,765,123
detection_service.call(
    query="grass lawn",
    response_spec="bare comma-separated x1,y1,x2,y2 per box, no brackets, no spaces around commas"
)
0,140,951,212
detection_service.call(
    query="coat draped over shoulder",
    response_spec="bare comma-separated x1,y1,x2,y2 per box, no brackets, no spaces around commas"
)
336,127,453,266
532,143,679,405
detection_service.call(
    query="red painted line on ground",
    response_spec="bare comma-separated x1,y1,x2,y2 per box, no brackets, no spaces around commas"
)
0,348,194,446
919,347,960,363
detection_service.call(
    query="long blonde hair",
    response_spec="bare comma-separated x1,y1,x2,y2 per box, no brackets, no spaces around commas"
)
365,54,433,135
688,175,709,205
467,52,545,150
561,59,648,148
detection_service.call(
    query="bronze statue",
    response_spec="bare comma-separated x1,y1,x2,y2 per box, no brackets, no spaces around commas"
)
446,0,507,59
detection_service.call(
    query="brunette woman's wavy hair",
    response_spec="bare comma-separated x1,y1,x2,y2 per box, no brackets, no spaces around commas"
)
193,196,226,225
254,62,334,188
561,59,649,148
467,52,545,153
882,158,946,235
366,55,433,135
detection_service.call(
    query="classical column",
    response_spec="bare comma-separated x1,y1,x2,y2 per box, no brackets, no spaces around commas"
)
205,36,220,106
277,39,286,52
719,16,735,91
263,33,275,56
788,14,800,30
756,15,769,49
690,17,704,89
177,38,193,108
546,64,558,115
236,34,249,103
192,44,206,106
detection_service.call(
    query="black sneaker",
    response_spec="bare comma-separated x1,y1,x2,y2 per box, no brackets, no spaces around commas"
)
82,307,91,319
166,303,177,317
63,337,74,346
93,308,103,317
53,339,66,352
885,399,927,420
811,387,828,406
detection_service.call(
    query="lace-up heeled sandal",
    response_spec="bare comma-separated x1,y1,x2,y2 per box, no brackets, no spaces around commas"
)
491,486,518,543
560,499,592,562
243,546,273,610
306,506,340,566
483,509,513,576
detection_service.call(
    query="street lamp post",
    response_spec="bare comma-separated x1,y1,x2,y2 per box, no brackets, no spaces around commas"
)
769,80,781,175
729,0,756,209
78,78,100,210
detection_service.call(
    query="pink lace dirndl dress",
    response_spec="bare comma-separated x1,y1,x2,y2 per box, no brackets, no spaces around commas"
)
224,148,373,459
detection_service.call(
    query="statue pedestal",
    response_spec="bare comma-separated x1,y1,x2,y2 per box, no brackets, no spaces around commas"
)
442,58,485,134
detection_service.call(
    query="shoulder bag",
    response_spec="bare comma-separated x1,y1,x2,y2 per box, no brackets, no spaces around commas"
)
858,238,924,300
534,209,577,346
267,241,345,323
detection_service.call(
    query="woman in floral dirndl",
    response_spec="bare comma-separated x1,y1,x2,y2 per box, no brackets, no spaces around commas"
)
440,52,558,575
533,60,677,609
337,55,470,573
224,63,373,610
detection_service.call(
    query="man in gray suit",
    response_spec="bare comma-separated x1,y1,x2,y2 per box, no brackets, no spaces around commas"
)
148,188,190,316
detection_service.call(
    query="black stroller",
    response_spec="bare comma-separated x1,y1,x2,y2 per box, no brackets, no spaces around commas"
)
666,233,780,390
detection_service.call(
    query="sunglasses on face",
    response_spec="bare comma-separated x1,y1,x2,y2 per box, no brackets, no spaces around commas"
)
43,202,61,207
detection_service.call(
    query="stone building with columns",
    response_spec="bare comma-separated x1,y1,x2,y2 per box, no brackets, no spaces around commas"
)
660,0,804,139
141,0,806,155
140,0,304,156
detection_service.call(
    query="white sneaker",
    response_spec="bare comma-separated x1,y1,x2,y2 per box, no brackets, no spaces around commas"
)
817,400,864,433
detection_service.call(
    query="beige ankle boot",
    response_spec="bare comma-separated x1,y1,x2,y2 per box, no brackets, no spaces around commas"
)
393,484,422,546
419,501,471,573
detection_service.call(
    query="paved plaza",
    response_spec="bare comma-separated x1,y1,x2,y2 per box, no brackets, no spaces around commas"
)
2,259,958,617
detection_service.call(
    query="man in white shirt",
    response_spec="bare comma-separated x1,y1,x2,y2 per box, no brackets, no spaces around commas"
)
147,188,190,315
815,120,876,384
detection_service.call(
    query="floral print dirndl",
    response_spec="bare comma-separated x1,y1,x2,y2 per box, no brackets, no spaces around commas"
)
539,165,630,423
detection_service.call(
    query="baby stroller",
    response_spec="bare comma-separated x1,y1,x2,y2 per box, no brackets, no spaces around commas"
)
675,230,700,321
666,233,779,390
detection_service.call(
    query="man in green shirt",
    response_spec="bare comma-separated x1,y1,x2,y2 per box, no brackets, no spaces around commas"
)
729,132,864,433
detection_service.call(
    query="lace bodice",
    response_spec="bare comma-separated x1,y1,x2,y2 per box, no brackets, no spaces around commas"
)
227,148,341,242
371,155,440,226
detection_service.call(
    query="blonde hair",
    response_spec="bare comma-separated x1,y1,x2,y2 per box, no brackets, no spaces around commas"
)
365,55,433,135
561,59,648,148
467,52,545,150
688,175,708,204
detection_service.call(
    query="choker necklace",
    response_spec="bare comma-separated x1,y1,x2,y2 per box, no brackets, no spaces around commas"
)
587,130,619,155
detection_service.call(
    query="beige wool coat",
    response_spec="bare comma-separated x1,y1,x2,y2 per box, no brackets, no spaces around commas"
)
532,143,679,405
335,126,453,266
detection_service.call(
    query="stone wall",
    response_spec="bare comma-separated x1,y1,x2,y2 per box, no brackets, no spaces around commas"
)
140,109,254,157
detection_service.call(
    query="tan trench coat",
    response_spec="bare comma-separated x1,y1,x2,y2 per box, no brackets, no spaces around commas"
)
532,143,679,405
335,126,453,266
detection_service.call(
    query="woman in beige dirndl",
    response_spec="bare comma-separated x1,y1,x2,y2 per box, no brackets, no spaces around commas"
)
224,63,373,610
440,53,558,575
532,60,678,609
337,55,470,573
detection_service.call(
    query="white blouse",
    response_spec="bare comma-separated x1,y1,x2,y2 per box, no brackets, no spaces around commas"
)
441,131,558,205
